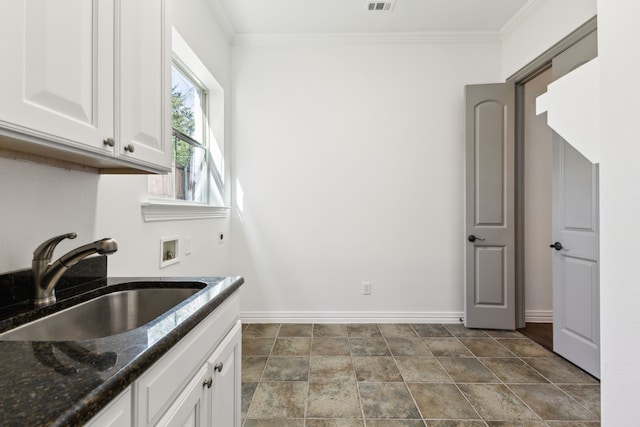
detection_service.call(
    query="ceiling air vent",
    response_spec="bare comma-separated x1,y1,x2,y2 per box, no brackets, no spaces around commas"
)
366,0,396,12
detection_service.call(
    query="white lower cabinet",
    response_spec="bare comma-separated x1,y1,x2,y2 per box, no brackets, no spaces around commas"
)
88,293,241,427
158,322,242,427
85,388,132,427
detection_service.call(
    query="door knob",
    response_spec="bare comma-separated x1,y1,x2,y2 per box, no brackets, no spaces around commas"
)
550,242,564,251
468,235,486,243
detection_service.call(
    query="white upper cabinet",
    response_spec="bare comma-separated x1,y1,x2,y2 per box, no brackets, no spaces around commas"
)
117,0,171,170
0,0,171,173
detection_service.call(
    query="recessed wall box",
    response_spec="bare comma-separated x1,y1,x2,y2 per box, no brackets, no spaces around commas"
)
160,236,180,268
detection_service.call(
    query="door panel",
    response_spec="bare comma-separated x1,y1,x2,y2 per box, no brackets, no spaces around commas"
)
465,82,515,330
552,133,600,378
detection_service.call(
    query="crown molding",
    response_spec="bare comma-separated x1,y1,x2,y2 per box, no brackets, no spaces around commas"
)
500,0,546,40
233,31,502,47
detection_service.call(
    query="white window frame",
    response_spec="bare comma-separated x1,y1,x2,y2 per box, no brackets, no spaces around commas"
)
142,28,229,222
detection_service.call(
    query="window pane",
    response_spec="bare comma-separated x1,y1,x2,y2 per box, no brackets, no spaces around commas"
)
174,135,207,202
171,65,204,144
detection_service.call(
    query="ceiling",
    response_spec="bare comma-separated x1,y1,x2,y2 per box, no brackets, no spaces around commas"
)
213,0,532,35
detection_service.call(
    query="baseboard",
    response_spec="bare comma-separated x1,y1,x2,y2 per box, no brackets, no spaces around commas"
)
240,311,465,324
525,310,553,323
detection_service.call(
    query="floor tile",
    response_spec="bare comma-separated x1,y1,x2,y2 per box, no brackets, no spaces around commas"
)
509,384,597,421
522,357,598,384
545,422,601,427
378,324,418,337
314,324,348,337
349,338,390,356
243,337,275,356
244,323,280,338
312,337,351,356
306,419,364,427
395,357,451,383
485,422,547,427
242,382,258,418
366,420,425,426
426,422,486,427
309,356,356,382
558,384,601,417
359,382,421,419
353,356,402,382
244,419,304,427
347,323,382,337
481,358,548,384
424,338,473,357
242,356,268,382
411,324,452,337
444,324,489,337
458,383,539,421
497,339,552,357
278,323,312,337
386,337,433,356
272,337,311,356
307,380,362,418
459,338,514,357
407,383,480,419
262,356,309,381
485,330,524,338
246,381,307,418
438,357,499,383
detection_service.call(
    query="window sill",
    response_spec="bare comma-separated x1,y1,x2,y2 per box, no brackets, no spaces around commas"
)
141,201,231,222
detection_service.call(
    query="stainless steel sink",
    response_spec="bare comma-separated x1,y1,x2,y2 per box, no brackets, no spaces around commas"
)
0,287,203,341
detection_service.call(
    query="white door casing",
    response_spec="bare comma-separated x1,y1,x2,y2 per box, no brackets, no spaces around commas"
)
464,83,516,330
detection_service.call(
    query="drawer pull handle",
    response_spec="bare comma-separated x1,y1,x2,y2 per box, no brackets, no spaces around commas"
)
214,362,224,373
203,377,212,388
103,138,115,147
124,144,135,153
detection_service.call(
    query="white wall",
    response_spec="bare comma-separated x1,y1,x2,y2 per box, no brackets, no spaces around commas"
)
598,0,640,422
231,39,502,321
95,0,233,277
0,157,99,272
501,0,597,79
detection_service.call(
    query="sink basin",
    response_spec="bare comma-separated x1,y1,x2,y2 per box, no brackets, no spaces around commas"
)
0,287,203,341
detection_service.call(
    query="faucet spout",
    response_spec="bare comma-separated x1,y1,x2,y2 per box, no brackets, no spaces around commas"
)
32,234,118,307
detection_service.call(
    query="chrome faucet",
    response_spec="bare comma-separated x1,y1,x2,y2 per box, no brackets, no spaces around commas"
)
32,233,118,307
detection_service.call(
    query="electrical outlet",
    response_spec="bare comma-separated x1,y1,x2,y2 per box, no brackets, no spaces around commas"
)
362,281,372,295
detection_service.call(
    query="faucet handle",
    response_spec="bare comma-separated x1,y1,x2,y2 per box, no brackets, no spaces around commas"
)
33,232,78,261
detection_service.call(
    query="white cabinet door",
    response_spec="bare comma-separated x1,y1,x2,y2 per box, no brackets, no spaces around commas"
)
0,0,114,153
156,364,209,427
85,388,132,427
209,321,242,427
116,0,171,171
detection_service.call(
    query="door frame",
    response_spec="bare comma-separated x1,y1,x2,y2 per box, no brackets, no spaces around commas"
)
507,16,597,328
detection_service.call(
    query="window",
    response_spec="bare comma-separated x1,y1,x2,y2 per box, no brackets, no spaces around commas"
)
146,29,226,218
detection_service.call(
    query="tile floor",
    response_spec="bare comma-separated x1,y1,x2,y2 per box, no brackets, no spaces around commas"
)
241,323,600,427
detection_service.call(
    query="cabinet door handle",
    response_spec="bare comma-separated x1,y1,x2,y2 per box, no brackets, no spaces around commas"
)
214,362,224,373
103,138,115,147
203,377,212,389
124,144,135,153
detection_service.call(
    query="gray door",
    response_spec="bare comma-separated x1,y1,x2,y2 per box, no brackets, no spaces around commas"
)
551,135,600,378
550,31,600,379
464,83,515,330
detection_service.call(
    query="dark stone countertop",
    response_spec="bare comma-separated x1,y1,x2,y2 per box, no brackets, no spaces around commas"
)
0,276,244,427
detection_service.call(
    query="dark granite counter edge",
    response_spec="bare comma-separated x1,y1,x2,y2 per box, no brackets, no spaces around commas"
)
49,276,244,427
